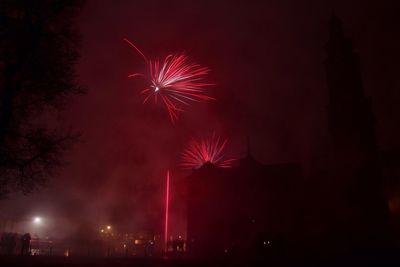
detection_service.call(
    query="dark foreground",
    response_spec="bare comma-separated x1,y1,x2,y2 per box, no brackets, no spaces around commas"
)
1,254,400,267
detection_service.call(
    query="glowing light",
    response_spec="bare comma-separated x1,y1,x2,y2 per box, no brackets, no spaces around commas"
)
124,38,214,123
107,225,111,230
164,170,170,254
180,134,235,169
100,229,104,233
33,217,42,224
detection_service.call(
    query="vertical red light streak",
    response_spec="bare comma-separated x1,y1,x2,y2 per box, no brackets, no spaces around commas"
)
164,170,170,255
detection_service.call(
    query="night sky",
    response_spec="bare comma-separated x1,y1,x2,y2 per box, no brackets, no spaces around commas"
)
1,0,400,238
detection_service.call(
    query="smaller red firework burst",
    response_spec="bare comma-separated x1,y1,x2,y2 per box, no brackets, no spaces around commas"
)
180,134,235,170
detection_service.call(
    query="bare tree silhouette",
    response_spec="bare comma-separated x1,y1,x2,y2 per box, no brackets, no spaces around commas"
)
0,0,84,197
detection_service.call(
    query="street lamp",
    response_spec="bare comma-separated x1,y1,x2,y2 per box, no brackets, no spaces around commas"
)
33,217,42,224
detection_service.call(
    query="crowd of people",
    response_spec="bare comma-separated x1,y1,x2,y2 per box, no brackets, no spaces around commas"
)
0,232,31,255
0,232,188,257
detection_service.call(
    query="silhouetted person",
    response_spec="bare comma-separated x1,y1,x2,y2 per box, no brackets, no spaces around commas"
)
145,240,154,257
177,238,184,253
21,233,31,256
9,233,17,255
172,239,178,253
0,233,5,254
255,234,269,260
2,233,17,255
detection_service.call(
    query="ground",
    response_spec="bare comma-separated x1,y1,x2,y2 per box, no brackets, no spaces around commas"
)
1,255,400,267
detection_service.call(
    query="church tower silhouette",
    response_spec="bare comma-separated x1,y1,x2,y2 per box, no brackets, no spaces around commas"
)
324,15,387,251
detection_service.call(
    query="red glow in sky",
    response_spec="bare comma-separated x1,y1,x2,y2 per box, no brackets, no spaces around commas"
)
4,0,400,240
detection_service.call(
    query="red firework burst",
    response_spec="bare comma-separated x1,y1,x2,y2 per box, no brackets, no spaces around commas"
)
180,134,235,170
124,38,214,123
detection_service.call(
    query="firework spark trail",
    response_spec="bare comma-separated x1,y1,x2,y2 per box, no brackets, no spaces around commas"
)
123,38,147,61
124,38,214,123
164,170,170,256
180,134,236,169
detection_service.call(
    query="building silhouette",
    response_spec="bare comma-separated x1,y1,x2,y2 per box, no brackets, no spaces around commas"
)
324,16,388,251
186,151,303,258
